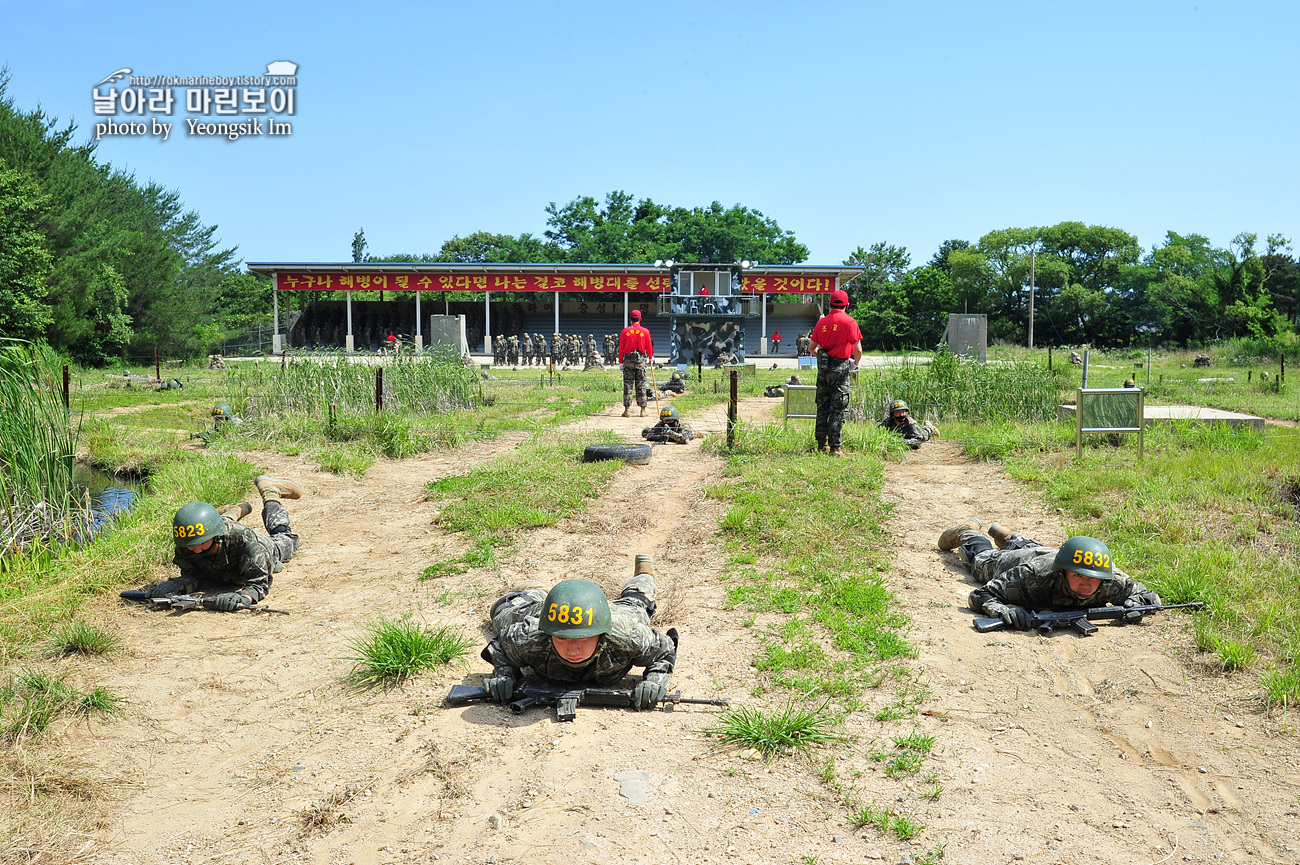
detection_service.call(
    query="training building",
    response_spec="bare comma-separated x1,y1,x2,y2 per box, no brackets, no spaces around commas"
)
246,260,863,366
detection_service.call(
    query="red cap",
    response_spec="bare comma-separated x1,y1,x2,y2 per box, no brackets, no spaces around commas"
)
830,289,849,308
630,309,642,320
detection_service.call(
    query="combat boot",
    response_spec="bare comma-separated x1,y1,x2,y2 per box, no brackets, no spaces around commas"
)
640,406,647,417
988,523,1013,550
622,406,631,418
634,553,655,577
254,475,302,503
829,447,847,458
817,441,830,455
218,502,253,521
937,518,981,551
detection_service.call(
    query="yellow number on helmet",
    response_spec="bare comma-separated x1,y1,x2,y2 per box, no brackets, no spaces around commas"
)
547,603,558,622
194,524,204,536
1073,549,1083,564
1082,550,1094,565
558,605,570,624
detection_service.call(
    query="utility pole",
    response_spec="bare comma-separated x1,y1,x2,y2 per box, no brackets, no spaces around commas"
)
1028,247,1036,349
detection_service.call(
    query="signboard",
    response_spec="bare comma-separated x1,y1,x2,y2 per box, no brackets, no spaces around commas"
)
740,275,836,294
1075,387,1144,458
784,384,819,419
276,272,671,292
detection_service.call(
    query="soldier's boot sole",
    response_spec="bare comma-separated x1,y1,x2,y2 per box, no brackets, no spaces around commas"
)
634,554,654,577
254,475,302,502
938,518,982,551
988,523,1014,550
218,502,253,521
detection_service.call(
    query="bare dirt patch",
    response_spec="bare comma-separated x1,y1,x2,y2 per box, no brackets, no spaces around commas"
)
20,403,1300,864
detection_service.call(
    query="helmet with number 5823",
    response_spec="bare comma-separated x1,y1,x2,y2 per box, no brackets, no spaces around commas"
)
172,501,226,548
539,580,612,639
1052,536,1114,581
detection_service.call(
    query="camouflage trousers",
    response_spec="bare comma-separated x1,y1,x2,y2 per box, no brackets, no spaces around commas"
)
261,500,300,567
623,354,648,407
815,352,855,448
967,533,1048,584
490,574,658,635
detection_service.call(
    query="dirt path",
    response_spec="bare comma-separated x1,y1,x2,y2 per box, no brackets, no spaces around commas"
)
43,401,1300,864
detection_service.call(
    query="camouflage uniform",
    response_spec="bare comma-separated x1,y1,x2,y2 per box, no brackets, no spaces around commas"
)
622,352,648,408
162,503,299,602
521,334,534,366
880,414,938,449
482,574,676,687
661,375,687,395
815,352,855,450
642,418,696,444
961,532,1154,621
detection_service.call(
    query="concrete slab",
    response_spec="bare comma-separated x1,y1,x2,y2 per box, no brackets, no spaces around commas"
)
1057,403,1264,432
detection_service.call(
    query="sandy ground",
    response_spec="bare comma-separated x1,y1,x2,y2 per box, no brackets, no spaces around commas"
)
27,394,1300,865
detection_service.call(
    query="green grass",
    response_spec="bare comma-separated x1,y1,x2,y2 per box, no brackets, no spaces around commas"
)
428,433,624,533
704,422,910,701
0,668,122,741
421,534,514,580
702,702,848,760
847,802,926,841
343,617,474,688
46,621,120,657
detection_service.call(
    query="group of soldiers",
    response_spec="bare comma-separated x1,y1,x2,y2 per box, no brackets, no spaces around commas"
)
492,333,621,369
794,333,813,356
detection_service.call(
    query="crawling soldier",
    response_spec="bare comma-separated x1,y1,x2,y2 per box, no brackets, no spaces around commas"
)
481,556,677,710
880,399,938,449
642,405,699,444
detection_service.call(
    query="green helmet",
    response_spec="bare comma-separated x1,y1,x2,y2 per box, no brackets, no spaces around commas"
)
539,580,611,639
670,372,682,382
212,403,235,422
1124,379,1136,388
660,405,681,422
172,501,226,548
1053,536,1114,581
788,375,801,385
889,399,909,414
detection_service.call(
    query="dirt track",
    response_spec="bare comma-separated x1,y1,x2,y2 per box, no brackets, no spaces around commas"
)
45,396,1300,864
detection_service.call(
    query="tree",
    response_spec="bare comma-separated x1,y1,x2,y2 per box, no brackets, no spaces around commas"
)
852,266,956,350
351,228,368,263
842,243,910,306
0,161,53,341
927,239,970,273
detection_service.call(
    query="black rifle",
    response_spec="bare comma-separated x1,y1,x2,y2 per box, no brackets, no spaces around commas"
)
120,589,291,615
974,601,1203,636
446,681,730,722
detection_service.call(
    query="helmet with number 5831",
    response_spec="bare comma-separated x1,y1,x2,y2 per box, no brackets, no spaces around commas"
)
539,579,612,639
1052,536,1114,581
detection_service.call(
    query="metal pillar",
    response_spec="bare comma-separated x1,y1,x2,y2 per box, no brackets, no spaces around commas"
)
345,291,354,353
554,298,559,334
272,283,282,354
484,291,491,354
415,291,423,350
623,291,629,328
760,292,767,355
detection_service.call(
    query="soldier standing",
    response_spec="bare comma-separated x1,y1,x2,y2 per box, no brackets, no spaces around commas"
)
618,310,654,417
522,333,534,367
810,290,862,456
938,520,1162,630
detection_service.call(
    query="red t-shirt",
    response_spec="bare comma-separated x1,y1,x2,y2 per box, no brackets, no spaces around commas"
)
618,324,654,361
810,310,862,359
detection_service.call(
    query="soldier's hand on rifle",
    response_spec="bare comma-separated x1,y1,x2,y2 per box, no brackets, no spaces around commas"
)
483,675,514,703
147,579,186,598
999,605,1031,630
633,672,669,710
213,592,250,612
1126,590,1162,607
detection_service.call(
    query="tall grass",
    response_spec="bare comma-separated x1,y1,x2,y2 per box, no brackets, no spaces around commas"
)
852,347,1062,424
0,341,87,556
228,347,481,419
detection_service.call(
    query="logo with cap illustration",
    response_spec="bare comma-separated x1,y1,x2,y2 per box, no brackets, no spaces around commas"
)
266,61,298,75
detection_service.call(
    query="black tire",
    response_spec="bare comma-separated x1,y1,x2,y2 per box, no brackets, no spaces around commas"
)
582,443,652,465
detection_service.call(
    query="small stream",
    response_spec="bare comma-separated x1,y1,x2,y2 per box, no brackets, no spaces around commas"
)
74,466,139,540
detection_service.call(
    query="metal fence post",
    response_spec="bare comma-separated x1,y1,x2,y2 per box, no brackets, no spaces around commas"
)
375,367,383,412
727,370,738,448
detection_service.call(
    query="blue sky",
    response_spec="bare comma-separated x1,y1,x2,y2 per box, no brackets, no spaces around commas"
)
2,0,1296,268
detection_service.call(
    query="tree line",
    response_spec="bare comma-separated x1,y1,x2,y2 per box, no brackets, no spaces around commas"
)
3,73,1297,361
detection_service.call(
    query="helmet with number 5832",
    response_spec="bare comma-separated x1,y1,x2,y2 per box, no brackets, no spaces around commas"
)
1052,536,1114,581
539,579,612,639
172,501,226,548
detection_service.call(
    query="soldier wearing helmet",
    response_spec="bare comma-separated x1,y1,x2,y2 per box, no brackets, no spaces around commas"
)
137,476,306,611
1123,379,1137,388
660,371,688,395
937,519,1161,630
642,405,698,444
191,402,242,445
880,399,939,449
480,556,678,709
809,289,863,456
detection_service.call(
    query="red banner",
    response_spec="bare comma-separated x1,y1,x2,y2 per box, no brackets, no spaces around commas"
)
741,275,836,293
275,272,671,292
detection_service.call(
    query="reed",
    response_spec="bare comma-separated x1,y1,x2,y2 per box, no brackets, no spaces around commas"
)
0,341,86,556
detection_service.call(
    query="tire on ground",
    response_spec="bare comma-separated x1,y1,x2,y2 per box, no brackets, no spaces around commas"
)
582,443,652,465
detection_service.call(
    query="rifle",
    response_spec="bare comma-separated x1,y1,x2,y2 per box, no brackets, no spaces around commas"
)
445,680,730,722
120,589,291,615
974,601,1203,636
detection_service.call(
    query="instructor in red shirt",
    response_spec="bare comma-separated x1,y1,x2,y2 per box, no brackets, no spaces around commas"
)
618,309,655,417
809,289,863,456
